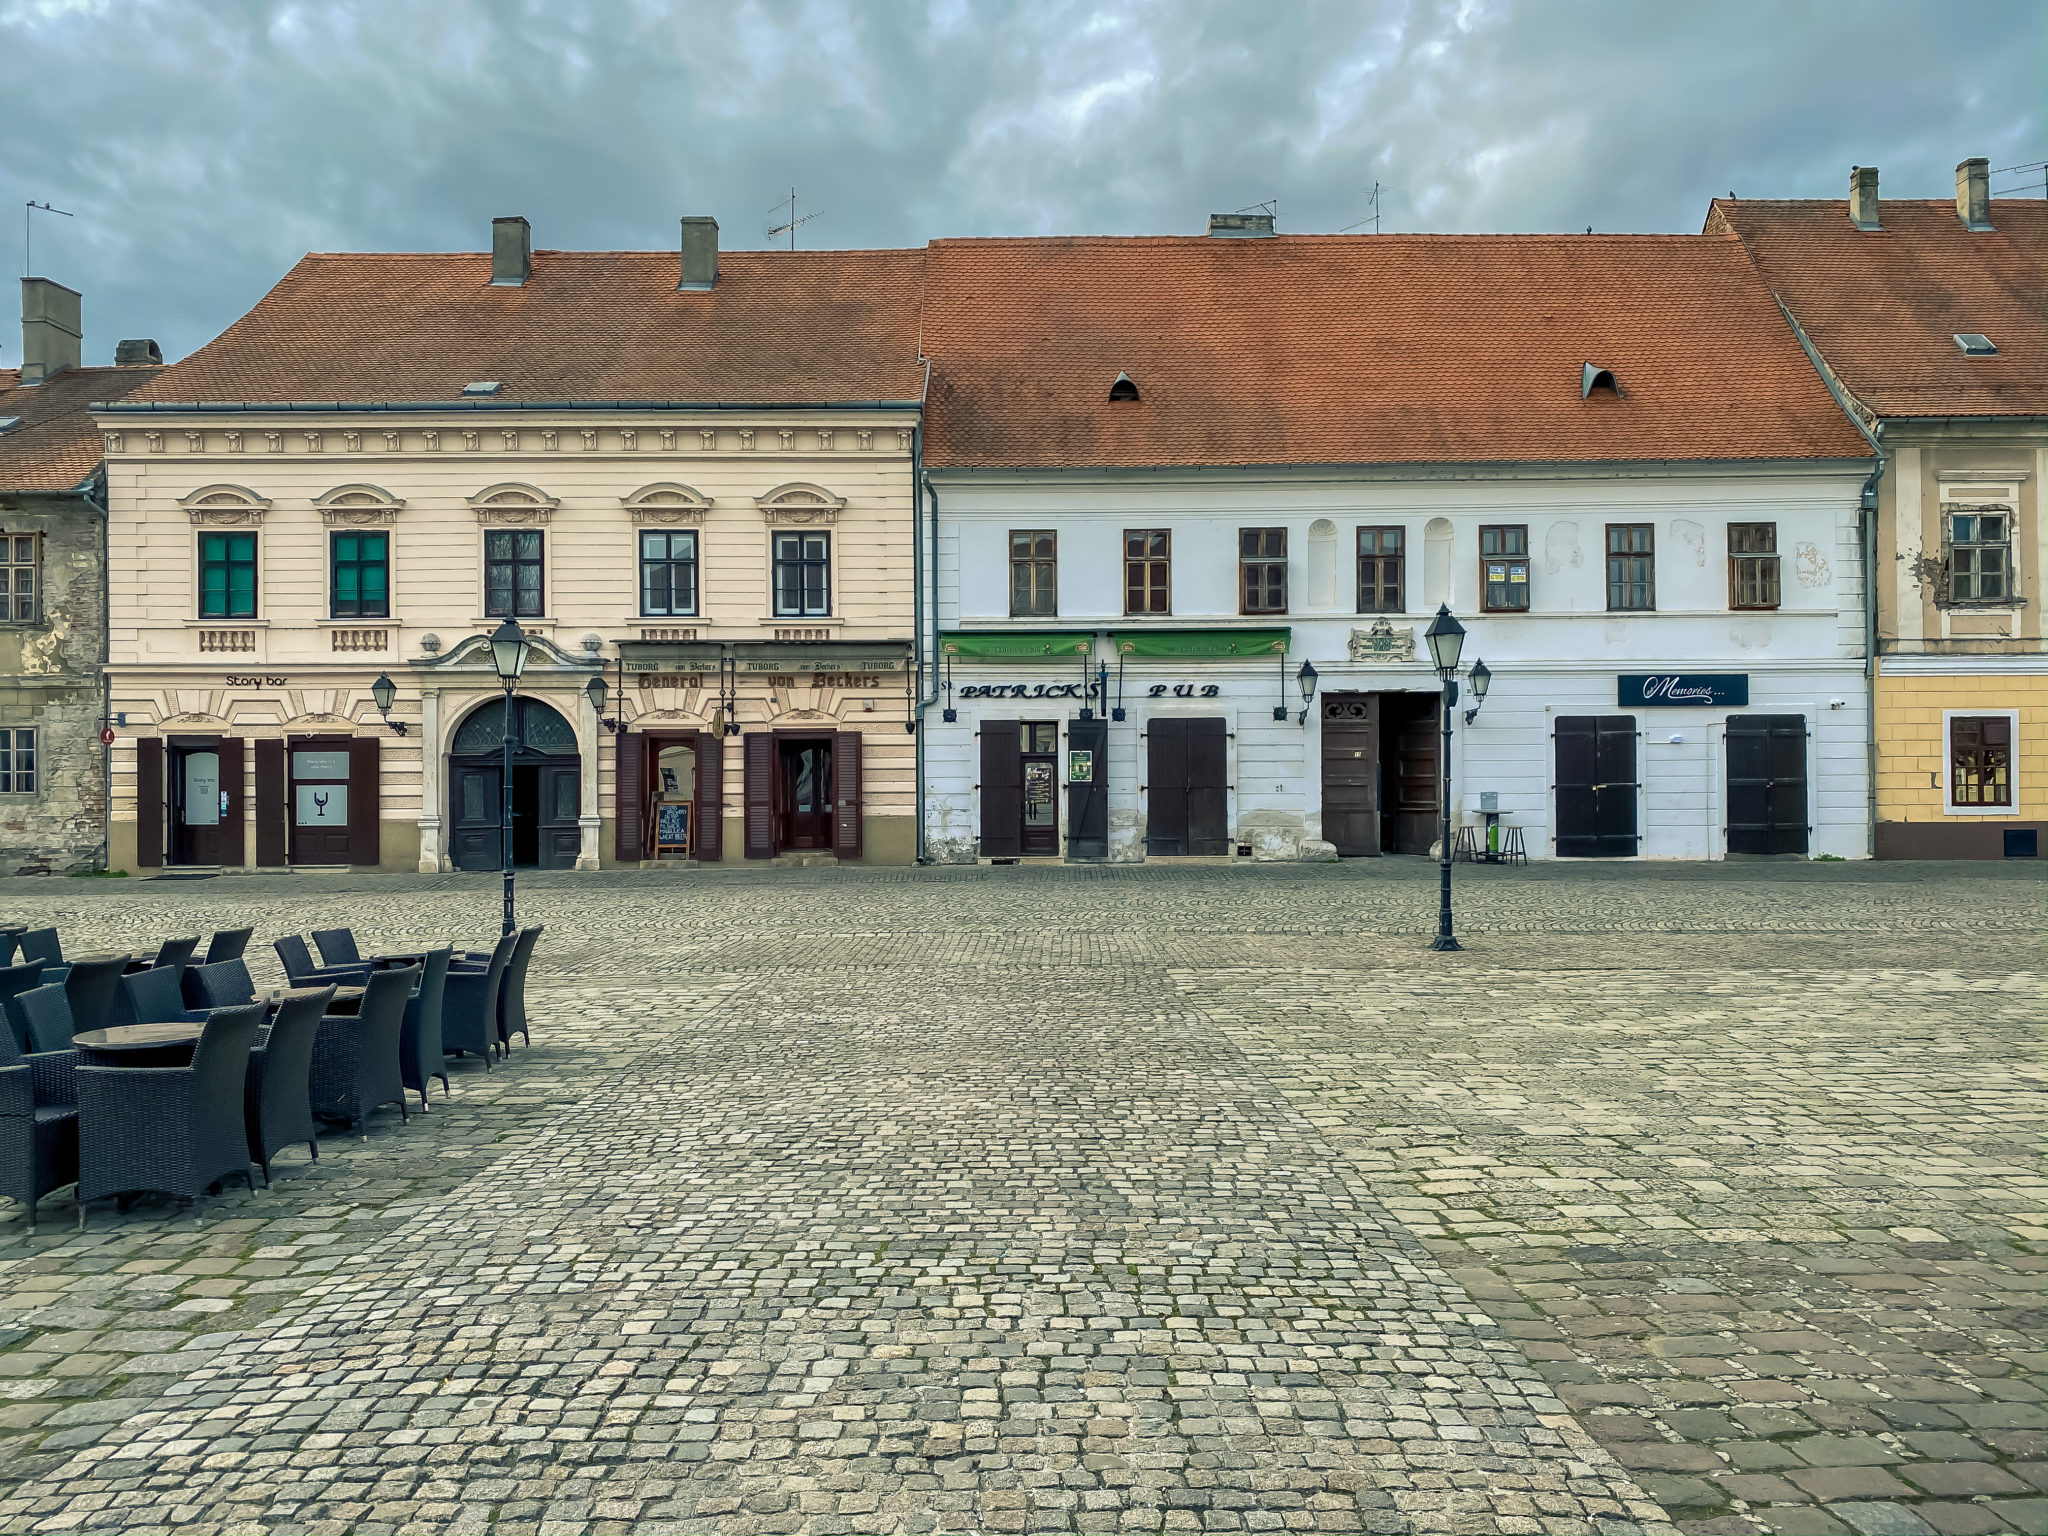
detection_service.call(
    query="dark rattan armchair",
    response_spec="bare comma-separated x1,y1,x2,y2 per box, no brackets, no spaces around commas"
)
18,983,77,1056
76,1003,263,1226
1,961,48,1052
203,928,253,964
275,936,370,987
121,967,211,1026
62,955,133,1039
400,947,453,1111
16,928,62,967
443,933,513,1067
309,965,415,1139
1,1022,77,1232
184,960,258,1011
246,987,332,1184
460,925,542,1054
311,929,363,967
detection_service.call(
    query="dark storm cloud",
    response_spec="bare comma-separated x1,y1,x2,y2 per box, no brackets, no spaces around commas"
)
1,0,2041,364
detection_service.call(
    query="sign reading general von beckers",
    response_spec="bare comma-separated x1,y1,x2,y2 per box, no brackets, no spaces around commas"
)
1618,673,1750,708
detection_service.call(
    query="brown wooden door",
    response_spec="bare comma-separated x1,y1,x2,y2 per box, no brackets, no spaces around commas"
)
171,738,240,866
779,738,833,850
979,721,1022,857
1320,694,1380,856
696,735,724,861
615,731,646,862
287,739,354,864
1388,697,1439,856
832,731,863,858
1146,717,1227,856
1019,722,1059,856
743,733,774,858
135,738,163,868
254,739,287,867
537,762,582,868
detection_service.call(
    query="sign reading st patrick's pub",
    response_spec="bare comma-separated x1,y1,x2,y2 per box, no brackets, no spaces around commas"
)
1617,674,1750,708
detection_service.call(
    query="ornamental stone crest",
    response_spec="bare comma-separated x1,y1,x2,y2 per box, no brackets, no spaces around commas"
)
1346,618,1417,663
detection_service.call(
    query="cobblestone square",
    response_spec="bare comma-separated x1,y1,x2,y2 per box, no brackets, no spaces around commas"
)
0,859,2039,1535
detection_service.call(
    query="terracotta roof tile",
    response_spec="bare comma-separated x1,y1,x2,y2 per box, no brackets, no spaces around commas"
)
125,249,928,406
920,233,1870,470
1710,197,2046,420
0,364,163,493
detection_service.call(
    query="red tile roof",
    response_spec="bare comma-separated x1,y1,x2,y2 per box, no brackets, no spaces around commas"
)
123,249,928,407
919,234,1871,470
1709,198,2046,420
0,364,163,493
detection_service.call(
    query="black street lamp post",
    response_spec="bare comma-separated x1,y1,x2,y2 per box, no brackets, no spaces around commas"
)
488,618,531,936
1423,605,1467,952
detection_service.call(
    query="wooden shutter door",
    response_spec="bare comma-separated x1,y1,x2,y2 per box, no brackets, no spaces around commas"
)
696,733,724,861
1146,718,1189,856
743,732,774,858
1187,718,1229,855
833,731,863,858
979,720,1022,857
615,732,645,862
346,736,380,865
216,737,246,868
254,739,287,867
135,738,163,868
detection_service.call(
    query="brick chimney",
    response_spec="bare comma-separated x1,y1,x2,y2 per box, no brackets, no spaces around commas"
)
20,277,82,386
1955,158,1992,231
491,217,531,287
1848,166,1880,231
679,216,718,291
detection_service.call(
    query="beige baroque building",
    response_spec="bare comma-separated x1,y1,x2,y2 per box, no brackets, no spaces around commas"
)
98,218,926,873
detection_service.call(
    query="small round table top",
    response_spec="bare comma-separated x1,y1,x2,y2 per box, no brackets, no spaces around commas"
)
73,1022,203,1052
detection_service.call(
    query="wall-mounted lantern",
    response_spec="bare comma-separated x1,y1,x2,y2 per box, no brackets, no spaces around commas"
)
369,672,408,735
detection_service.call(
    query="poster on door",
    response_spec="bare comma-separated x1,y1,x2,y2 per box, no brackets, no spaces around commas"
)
183,753,221,825
296,785,349,826
1025,761,1054,805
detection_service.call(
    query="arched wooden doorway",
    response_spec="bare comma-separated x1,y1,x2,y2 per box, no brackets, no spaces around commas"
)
447,697,581,870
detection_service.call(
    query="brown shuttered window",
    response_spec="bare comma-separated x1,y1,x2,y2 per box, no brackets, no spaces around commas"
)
743,733,774,858
615,733,645,862
1729,523,1780,609
1606,524,1655,611
833,731,863,857
696,735,724,861
1124,530,1170,614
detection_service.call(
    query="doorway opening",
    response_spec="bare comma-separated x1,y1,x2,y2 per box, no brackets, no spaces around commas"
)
447,697,582,871
778,736,834,851
168,738,240,866
1321,692,1437,856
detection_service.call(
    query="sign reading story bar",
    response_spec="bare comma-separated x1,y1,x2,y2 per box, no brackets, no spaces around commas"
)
736,642,907,673
1618,674,1750,708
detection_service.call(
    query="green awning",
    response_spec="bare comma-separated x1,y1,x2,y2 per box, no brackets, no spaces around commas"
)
939,631,1094,660
1112,628,1290,659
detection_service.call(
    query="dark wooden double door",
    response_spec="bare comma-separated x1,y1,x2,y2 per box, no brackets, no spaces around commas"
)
450,755,581,870
1555,716,1638,857
980,721,1060,857
1146,717,1228,856
1726,715,1808,855
1320,693,1439,857
743,730,864,858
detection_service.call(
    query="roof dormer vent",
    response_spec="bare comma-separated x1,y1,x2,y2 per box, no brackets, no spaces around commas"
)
1581,363,1618,398
1108,371,1140,402
1954,333,1997,356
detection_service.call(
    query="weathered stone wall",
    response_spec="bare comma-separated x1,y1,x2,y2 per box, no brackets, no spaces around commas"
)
0,490,106,871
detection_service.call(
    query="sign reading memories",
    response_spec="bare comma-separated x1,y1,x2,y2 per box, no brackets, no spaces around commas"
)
1618,674,1751,708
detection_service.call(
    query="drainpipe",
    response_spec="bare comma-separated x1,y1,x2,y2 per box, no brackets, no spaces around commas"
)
915,463,939,863
911,360,932,862
1860,427,1884,858
81,474,113,871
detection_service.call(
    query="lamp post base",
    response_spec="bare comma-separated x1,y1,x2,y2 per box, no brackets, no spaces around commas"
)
1430,933,1463,952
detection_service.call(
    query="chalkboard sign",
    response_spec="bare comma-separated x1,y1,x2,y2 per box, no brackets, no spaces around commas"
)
654,802,690,855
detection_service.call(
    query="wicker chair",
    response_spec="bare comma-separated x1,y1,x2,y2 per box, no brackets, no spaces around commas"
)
121,966,211,1026
76,1003,263,1226
1,1022,77,1231
0,961,48,1052
148,935,201,973
203,927,253,964
62,955,132,1039
443,933,513,1067
246,987,331,1184
459,925,542,1054
17,928,62,967
18,983,78,1055
275,935,370,987
183,960,258,1011
309,965,415,1139
311,929,363,967
399,947,453,1110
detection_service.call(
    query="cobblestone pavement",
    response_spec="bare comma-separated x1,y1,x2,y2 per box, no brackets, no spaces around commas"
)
0,859,2038,1536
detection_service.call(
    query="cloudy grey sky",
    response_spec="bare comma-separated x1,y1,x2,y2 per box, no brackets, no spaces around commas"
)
3,0,2042,366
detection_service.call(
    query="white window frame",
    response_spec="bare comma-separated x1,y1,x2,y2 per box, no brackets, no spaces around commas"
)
0,726,38,795
1942,708,2020,816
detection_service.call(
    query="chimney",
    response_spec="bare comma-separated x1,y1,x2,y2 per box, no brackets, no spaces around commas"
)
115,338,162,366
1956,158,1992,231
678,216,718,290
1206,211,1275,238
1848,166,1880,231
491,216,531,287
20,277,82,386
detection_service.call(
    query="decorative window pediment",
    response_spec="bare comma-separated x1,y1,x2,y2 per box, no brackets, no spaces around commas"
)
622,482,711,527
755,481,845,526
467,481,558,526
178,484,270,526
314,483,405,526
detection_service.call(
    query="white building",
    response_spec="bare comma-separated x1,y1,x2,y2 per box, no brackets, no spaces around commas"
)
915,223,1876,862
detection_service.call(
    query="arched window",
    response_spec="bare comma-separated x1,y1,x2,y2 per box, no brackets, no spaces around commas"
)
451,697,578,756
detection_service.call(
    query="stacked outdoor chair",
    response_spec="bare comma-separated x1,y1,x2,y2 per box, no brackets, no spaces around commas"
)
399,947,453,1111
456,925,542,1055
274,936,370,987
1,1012,77,1232
246,987,331,1184
184,960,258,1011
309,965,416,1138
76,1004,263,1225
443,933,514,1068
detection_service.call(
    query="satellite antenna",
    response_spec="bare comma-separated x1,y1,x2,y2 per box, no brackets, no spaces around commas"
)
1340,183,1383,234
24,200,73,276
766,188,823,250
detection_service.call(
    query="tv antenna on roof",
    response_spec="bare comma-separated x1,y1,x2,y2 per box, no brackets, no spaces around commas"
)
1236,198,1278,221
24,200,73,277
766,188,823,250
1340,183,1383,234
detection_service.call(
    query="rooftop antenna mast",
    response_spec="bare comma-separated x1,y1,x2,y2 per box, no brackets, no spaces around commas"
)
1340,183,1382,234
765,188,823,250
24,200,73,277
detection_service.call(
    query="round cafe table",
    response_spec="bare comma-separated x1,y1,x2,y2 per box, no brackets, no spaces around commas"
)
72,1022,203,1068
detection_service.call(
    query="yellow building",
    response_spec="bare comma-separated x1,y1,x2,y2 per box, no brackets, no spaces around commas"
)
1714,162,2045,859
